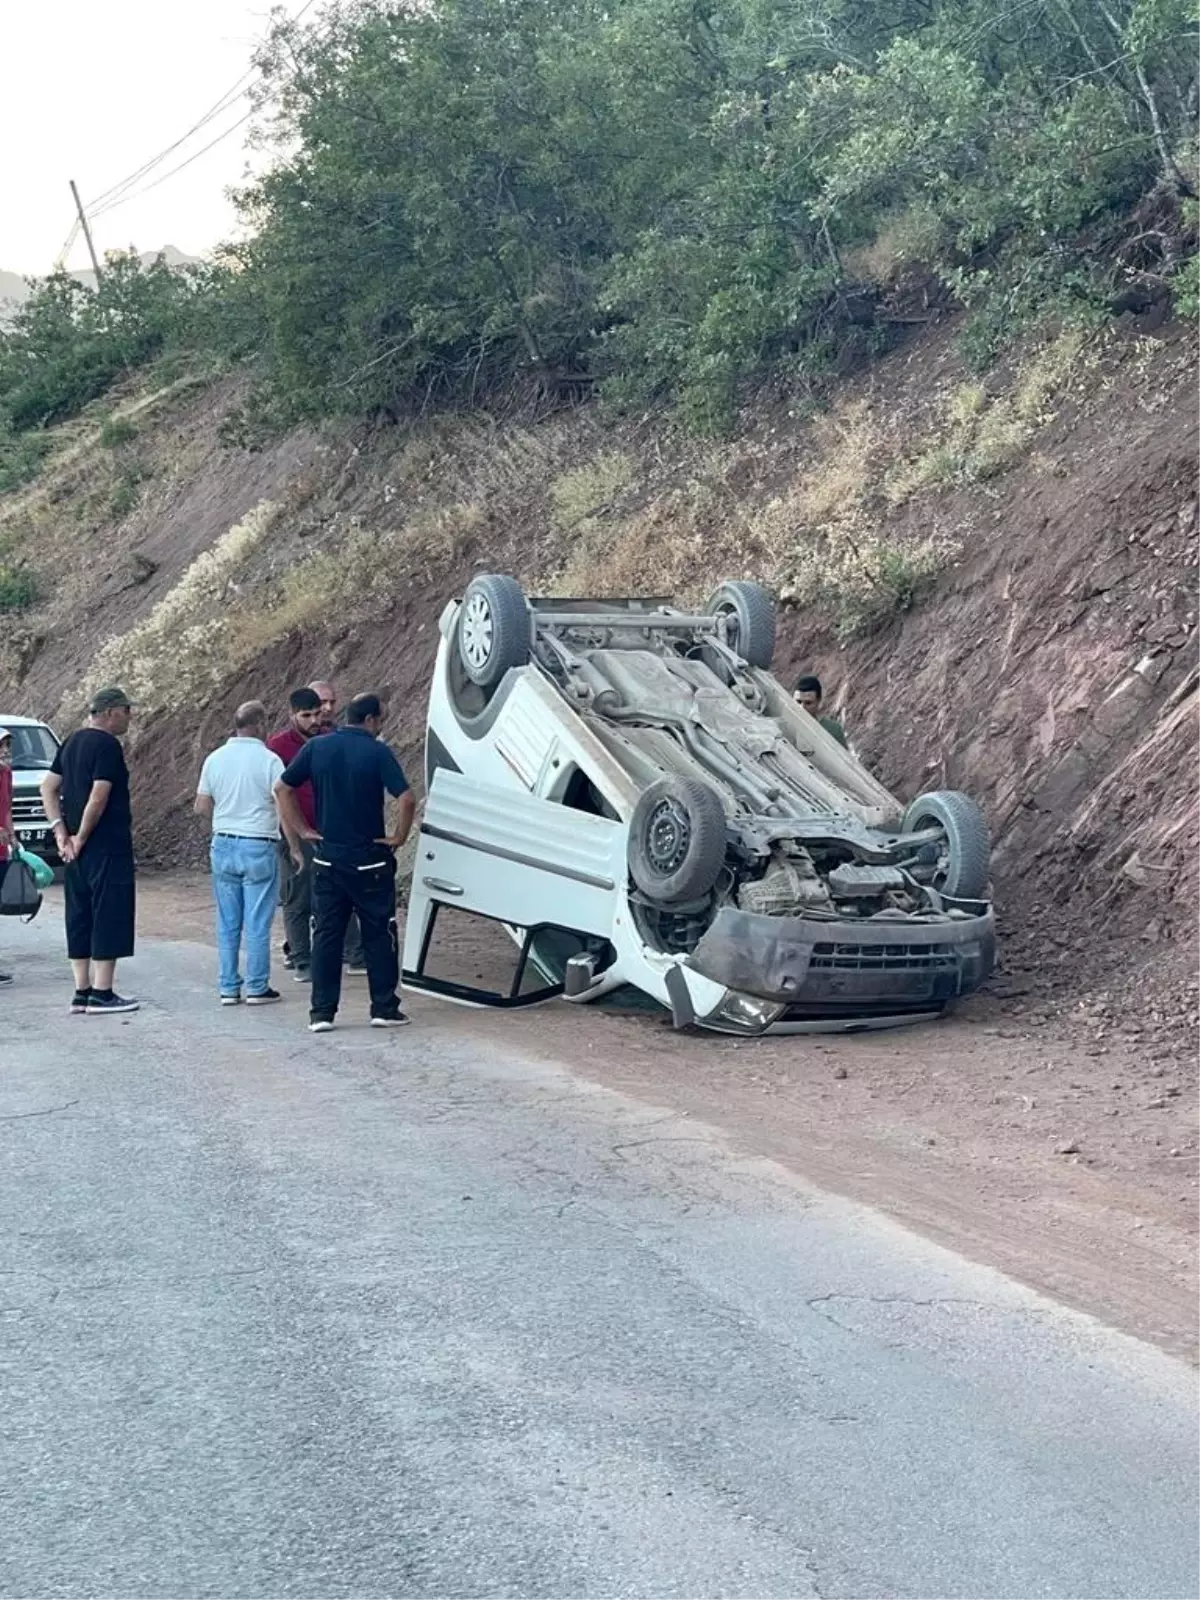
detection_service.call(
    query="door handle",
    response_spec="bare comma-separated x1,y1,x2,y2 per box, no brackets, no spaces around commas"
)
422,877,464,896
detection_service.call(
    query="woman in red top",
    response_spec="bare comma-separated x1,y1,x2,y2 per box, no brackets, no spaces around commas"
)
0,728,13,863
0,728,14,985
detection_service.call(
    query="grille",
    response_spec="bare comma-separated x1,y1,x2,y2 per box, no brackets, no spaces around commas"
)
12,794,48,825
808,940,959,973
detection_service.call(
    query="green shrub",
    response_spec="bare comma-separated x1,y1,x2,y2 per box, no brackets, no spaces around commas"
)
0,564,39,612
99,415,138,449
0,254,213,435
109,460,151,520
1173,256,1200,321
0,424,50,493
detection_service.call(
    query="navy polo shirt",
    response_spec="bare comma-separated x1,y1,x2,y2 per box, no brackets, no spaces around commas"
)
281,726,409,866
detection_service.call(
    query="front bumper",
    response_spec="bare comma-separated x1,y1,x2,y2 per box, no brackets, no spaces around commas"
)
688,903,995,1025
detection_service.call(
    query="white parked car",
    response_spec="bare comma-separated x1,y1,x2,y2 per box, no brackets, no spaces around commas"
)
0,714,62,863
403,576,995,1035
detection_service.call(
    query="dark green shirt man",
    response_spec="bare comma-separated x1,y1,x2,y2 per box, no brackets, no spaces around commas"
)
793,674,848,748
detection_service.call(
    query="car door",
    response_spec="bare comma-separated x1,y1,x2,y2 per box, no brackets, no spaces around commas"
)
403,768,624,1008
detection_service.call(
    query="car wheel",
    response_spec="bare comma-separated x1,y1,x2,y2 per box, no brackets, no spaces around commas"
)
902,789,990,900
457,574,531,687
629,776,728,905
706,580,776,669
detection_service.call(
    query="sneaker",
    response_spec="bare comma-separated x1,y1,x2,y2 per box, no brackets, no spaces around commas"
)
88,991,140,1015
292,967,311,984
70,988,92,1013
309,1016,335,1033
220,993,242,1007
0,971,13,987
370,1010,410,1029
345,963,368,976
245,988,281,1006
282,953,295,971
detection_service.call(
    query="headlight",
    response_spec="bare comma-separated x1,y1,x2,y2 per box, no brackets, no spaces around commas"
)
710,991,785,1033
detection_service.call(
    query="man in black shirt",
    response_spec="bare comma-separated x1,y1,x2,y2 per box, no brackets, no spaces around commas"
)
277,693,415,1034
41,687,139,1015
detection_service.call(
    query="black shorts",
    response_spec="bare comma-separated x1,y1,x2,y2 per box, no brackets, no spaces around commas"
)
64,851,136,961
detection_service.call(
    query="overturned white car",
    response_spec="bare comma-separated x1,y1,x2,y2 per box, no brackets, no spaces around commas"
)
402,576,995,1034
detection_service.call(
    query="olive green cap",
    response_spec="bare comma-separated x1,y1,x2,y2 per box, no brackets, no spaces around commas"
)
89,686,133,714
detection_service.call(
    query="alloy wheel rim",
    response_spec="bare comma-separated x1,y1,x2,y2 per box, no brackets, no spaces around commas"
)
461,593,494,670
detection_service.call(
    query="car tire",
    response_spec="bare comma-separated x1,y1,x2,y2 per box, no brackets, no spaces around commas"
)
706,580,776,669
457,574,531,687
628,776,728,905
902,789,990,900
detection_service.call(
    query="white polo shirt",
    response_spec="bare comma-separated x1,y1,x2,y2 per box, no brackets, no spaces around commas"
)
197,737,285,839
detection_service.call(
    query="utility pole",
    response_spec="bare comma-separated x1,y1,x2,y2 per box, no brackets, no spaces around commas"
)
69,179,103,284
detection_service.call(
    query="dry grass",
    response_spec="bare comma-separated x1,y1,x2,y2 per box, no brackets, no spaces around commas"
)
745,399,955,636
549,452,634,528
405,500,485,571
887,328,1095,500
548,397,955,634
789,401,883,524
231,498,487,659
78,501,278,716
548,452,766,601
843,202,947,287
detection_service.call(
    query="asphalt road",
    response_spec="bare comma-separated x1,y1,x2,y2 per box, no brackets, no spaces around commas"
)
1,914,1196,1600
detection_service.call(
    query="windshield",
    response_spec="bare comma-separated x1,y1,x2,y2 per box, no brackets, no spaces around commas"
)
6,724,59,770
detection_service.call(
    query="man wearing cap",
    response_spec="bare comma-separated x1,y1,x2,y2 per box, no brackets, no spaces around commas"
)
41,687,139,1015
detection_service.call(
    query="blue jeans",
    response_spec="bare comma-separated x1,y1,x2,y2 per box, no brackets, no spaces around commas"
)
210,836,279,997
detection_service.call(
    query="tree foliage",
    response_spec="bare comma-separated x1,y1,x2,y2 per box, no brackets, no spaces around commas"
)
2,0,1196,443
228,0,1196,429
0,254,219,436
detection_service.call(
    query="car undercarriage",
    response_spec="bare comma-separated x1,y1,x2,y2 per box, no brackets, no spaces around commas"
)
415,576,995,1030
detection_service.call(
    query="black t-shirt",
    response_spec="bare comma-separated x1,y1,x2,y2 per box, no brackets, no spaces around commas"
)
51,728,133,856
281,726,409,866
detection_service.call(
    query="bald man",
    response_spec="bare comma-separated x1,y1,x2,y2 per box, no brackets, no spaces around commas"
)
195,700,286,1005
309,679,338,734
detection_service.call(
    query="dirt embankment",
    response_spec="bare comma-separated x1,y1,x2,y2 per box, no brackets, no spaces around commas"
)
1,318,1196,1057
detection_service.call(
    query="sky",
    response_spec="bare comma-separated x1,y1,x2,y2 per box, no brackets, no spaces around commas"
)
0,0,296,275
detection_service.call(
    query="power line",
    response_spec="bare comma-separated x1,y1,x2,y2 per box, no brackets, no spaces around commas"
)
53,219,81,272
88,73,257,216
92,104,258,220
81,0,319,222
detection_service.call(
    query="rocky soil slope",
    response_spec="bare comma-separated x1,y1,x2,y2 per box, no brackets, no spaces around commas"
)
1,315,1195,1046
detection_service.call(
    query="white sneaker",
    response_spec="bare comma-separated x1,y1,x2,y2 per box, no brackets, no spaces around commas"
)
309,1018,334,1034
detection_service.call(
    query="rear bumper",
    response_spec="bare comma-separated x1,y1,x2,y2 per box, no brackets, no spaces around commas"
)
689,903,995,1022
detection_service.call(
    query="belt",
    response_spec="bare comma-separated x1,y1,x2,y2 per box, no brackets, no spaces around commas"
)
213,832,277,841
